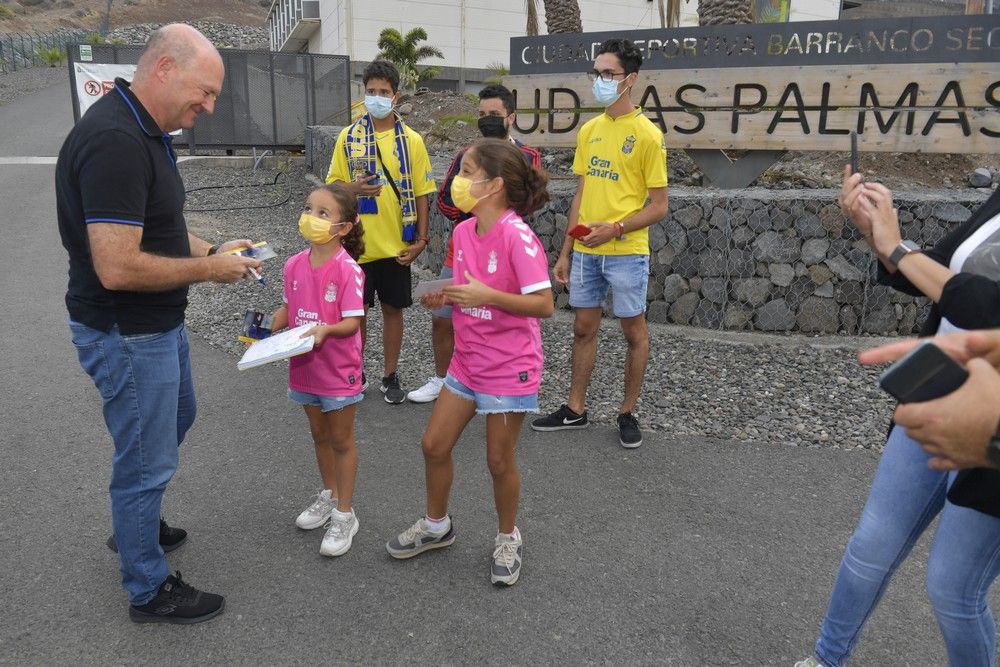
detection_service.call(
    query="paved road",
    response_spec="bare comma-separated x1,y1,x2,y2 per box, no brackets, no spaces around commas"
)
0,78,987,665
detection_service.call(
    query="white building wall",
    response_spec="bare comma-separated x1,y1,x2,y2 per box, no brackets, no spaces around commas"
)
301,0,840,68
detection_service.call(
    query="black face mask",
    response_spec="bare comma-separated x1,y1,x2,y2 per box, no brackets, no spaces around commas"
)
478,115,508,139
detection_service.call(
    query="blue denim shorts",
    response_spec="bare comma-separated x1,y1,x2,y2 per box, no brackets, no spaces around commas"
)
569,252,649,318
288,388,363,412
443,374,539,415
430,265,453,319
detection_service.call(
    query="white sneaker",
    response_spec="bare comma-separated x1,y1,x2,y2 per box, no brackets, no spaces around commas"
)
295,490,336,530
407,376,445,403
491,531,523,586
794,659,826,667
320,508,359,557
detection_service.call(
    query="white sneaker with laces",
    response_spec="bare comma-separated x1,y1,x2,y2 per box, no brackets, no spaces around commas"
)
491,531,523,586
407,376,445,403
295,489,336,530
320,508,359,557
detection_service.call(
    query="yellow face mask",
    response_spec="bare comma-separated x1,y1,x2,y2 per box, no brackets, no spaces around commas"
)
298,213,335,244
450,176,493,214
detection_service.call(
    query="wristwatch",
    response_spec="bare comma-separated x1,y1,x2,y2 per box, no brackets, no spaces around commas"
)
888,240,921,268
988,420,1000,469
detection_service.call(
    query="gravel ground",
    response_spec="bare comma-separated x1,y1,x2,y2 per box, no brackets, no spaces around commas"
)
181,163,897,451
0,66,69,107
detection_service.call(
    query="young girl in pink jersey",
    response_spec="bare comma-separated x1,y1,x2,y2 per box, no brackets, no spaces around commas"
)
271,184,366,557
386,138,553,585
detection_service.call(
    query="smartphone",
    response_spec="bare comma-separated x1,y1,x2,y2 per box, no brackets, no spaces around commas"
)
850,131,858,176
568,224,591,240
878,341,969,403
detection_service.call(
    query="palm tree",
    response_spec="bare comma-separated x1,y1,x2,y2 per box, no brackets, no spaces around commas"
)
526,0,540,36
541,0,582,33
375,27,444,90
698,0,753,25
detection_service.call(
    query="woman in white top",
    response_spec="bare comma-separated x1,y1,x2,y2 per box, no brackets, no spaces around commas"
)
798,172,1000,667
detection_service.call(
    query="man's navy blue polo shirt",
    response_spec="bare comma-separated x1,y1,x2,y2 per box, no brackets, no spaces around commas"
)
56,78,189,334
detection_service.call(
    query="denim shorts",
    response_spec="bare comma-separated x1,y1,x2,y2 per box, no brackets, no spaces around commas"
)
443,373,539,415
288,388,363,412
430,265,453,319
569,252,649,318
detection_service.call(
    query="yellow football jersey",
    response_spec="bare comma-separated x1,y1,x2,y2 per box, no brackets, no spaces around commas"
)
572,108,668,256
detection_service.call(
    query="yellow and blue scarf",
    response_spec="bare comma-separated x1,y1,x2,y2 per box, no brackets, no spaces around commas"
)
344,113,418,242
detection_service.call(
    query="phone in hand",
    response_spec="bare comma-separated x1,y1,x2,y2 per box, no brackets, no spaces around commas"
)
879,340,969,403
568,224,591,240
850,131,858,177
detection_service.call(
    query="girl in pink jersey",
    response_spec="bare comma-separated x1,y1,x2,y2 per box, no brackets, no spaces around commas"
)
270,184,367,558
386,139,553,585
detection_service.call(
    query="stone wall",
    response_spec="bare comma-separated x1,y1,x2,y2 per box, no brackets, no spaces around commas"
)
307,126,993,335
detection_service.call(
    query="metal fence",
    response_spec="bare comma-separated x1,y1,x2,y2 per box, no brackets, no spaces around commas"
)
0,30,89,74
66,43,352,151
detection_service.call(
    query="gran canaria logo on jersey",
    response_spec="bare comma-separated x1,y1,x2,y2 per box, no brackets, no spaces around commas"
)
585,155,620,182
622,135,636,155
487,250,498,274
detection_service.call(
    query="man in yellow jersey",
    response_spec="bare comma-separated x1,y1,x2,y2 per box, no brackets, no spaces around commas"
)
326,60,436,403
531,39,668,448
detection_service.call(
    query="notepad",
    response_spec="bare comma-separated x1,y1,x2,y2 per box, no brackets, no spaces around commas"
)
413,278,454,297
237,324,315,370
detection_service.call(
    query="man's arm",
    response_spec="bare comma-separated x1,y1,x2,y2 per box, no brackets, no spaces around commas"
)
578,186,668,249
89,224,259,291
397,194,429,266
553,176,584,285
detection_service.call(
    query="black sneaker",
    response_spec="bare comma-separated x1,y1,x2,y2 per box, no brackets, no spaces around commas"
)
360,372,369,392
617,412,643,449
530,404,589,431
128,572,225,625
381,372,405,404
107,518,187,553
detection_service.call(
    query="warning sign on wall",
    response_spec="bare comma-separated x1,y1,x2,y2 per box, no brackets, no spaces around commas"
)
73,62,136,117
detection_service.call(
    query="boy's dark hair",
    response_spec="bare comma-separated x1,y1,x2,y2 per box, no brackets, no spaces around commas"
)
597,39,642,75
363,60,400,93
316,183,365,260
478,84,516,115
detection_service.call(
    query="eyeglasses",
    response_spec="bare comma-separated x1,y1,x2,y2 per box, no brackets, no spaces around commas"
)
587,69,626,82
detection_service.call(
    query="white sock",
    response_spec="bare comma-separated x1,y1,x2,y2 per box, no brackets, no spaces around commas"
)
499,527,520,541
425,514,450,533
332,507,353,520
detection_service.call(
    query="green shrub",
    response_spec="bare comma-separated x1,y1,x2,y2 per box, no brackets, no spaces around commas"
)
438,113,478,130
37,47,66,67
84,33,107,45
0,6,15,19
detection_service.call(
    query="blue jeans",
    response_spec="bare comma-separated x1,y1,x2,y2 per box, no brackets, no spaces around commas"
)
443,373,539,415
568,252,649,317
815,425,1000,667
69,321,195,605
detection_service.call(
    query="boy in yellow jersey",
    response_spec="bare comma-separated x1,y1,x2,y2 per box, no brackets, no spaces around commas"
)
531,39,668,448
326,60,436,404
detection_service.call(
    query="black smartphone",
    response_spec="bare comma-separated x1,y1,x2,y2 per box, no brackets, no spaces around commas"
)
850,131,858,176
878,341,969,403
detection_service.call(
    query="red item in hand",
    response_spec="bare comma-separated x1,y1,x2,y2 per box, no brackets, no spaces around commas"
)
568,224,591,240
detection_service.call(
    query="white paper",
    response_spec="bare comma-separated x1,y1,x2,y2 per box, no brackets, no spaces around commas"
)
413,278,454,298
237,324,315,370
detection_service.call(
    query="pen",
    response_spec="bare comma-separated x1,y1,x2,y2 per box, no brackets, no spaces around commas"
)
247,266,265,285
